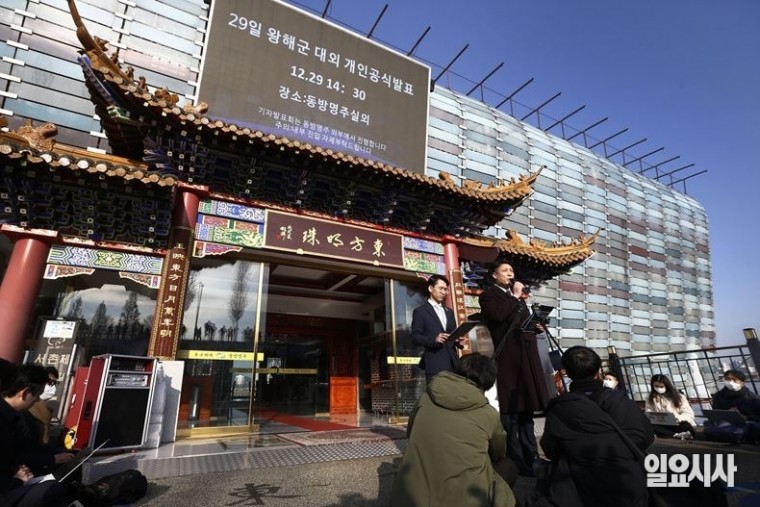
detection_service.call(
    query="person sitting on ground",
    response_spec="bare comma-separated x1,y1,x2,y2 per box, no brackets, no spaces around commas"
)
645,374,696,439
0,360,67,507
538,346,654,507
706,369,760,444
27,366,61,445
16,365,75,476
389,353,517,507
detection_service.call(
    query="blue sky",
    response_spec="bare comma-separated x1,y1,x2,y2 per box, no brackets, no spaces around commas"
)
286,0,759,346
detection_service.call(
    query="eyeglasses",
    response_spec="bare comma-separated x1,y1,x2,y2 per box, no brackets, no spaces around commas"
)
47,379,60,386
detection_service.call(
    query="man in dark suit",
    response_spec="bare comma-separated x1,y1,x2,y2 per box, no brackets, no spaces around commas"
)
411,274,461,383
479,260,550,477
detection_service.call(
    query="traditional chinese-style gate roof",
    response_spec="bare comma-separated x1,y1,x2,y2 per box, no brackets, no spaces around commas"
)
65,0,538,240
0,0,595,276
459,229,599,285
0,122,175,247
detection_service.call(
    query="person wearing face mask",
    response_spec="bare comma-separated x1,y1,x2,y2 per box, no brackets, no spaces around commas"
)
708,369,760,444
645,374,696,439
16,366,74,476
27,366,60,445
602,372,621,390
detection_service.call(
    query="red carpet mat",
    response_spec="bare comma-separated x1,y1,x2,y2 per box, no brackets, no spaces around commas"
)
278,426,407,446
256,411,357,432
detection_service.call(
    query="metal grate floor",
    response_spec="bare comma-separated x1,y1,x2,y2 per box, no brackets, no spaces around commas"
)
83,438,407,483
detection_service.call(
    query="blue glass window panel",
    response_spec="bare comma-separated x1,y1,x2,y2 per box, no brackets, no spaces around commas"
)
13,66,86,97
559,200,584,214
464,159,497,177
135,0,207,18
427,147,460,166
1,0,28,12
428,116,460,134
463,169,493,185
135,0,208,28
585,208,606,221
429,98,461,116
132,9,201,37
499,157,530,173
21,50,84,80
37,1,117,28
426,157,458,175
532,201,558,216
14,82,94,117
6,98,98,132
531,228,557,243
428,126,461,145
499,142,529,159
463,148,498,166
464,132,498,151
122,35,198,68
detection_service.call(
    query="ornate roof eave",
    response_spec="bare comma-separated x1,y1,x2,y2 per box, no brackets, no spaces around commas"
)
458,229,600,283
0,121,177,248
93,63,540,203
65,0,538,214
0,126,178,188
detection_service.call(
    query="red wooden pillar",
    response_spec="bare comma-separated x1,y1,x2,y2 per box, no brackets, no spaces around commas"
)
443,242,466,325
0,226,58,361
148,183,208,359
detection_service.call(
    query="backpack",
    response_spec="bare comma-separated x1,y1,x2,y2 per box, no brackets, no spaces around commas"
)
76,469,148,506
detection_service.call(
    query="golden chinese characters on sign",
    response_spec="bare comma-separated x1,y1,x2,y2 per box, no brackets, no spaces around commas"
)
265,210,403,267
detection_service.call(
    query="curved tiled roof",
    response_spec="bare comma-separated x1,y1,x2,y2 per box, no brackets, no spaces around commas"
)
59,0,596,273
0,125,176,247
0,128,177,187
65,0,535,207
99,67,539,203
459,229,598,283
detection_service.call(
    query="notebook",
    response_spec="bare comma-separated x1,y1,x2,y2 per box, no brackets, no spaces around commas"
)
645,411,679,426
24,439,109,486
701,409,748,426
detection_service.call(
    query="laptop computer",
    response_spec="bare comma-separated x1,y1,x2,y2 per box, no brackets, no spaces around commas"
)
25,439,109,486
645,411,679,426
701,409,748,426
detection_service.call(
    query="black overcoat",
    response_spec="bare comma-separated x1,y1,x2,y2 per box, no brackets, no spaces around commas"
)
478,285,550,413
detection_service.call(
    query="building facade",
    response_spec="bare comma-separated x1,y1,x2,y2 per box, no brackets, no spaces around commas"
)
0,0,713,434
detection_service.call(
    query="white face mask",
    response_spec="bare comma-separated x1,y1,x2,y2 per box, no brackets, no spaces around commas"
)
603,379,618,389
654,387,667,395
40,384,57,401
725,381,742,392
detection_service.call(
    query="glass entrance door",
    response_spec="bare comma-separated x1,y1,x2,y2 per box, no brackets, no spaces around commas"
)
254,329,328,416
176,258,266,432
252,264,385,428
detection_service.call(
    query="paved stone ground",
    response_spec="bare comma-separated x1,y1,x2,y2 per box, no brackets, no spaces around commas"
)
129,439,760,507
132,455,540,507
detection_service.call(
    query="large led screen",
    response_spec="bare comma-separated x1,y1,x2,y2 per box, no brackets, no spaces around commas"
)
199,0,430,173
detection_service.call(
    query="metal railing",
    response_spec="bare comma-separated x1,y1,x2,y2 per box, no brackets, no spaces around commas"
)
614,345,759,413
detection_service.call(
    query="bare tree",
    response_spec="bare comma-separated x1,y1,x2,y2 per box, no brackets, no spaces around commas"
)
91,301,111,333
119,292,141,327
184,271,199,311
228,262,253,341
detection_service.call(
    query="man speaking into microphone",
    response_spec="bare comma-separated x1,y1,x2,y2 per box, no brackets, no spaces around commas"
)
479,260,551,477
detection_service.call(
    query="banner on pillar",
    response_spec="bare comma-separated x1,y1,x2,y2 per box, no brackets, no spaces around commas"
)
150,242,190,359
